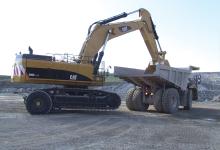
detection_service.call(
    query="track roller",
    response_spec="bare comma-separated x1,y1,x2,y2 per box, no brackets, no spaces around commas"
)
107,93,121,109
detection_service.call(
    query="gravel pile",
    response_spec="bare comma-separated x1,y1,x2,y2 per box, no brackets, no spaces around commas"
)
94,82,134,100
196,72,220,101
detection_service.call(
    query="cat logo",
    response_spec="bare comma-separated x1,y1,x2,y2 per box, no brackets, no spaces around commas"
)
119,26,131,33
70,74,77,80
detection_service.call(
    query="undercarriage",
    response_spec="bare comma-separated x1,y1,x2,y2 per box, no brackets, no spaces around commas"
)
24,88,121,114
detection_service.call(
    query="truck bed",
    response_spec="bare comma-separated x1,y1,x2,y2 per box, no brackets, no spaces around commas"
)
114,64,192,90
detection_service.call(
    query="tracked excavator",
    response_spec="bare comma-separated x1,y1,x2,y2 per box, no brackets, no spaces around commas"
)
12,8,199,114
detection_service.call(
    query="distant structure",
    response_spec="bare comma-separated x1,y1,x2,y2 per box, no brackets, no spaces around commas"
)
28,46,33,55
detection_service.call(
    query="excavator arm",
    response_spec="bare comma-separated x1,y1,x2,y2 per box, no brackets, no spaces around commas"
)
79,8,169,72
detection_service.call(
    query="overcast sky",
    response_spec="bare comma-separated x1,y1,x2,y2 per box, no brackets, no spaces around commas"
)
0,0,219,75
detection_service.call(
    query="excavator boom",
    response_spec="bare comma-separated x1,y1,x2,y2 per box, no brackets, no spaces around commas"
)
79,8,169,68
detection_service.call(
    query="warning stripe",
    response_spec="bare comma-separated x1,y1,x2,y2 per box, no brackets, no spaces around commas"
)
20,65,25,75
13,64,25,76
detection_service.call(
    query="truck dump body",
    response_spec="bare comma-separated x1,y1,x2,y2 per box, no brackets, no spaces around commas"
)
114,64,192,91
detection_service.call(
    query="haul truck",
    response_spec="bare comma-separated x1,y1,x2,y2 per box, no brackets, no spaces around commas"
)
114,65,199,113
11,8,199,114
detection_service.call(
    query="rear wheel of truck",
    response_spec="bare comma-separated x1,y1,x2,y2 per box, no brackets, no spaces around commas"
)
184,89,192,110
125,88,136,110
132,88,149,111
154,89,164,112
26,90,53,115
162,88,179,114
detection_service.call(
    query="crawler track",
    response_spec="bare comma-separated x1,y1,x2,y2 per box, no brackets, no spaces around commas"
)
25,88,121,114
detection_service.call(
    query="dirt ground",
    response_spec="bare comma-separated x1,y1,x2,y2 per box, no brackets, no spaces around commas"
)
0,94,220,150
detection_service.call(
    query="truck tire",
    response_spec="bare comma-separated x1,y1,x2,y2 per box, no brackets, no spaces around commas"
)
125,88,135,110
26,90,53,115
162,88,179,114
154,89,163,112
132,88,149,111
184,89,192,110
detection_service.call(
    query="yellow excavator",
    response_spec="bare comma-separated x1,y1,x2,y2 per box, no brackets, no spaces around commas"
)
12,8,175,114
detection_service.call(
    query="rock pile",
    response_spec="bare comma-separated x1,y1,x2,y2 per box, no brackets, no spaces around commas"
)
195,72,220,101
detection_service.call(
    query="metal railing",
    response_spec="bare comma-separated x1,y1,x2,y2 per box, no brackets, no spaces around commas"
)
47,53,94,64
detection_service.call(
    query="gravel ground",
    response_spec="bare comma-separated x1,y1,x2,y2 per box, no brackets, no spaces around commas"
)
0,94,220,150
